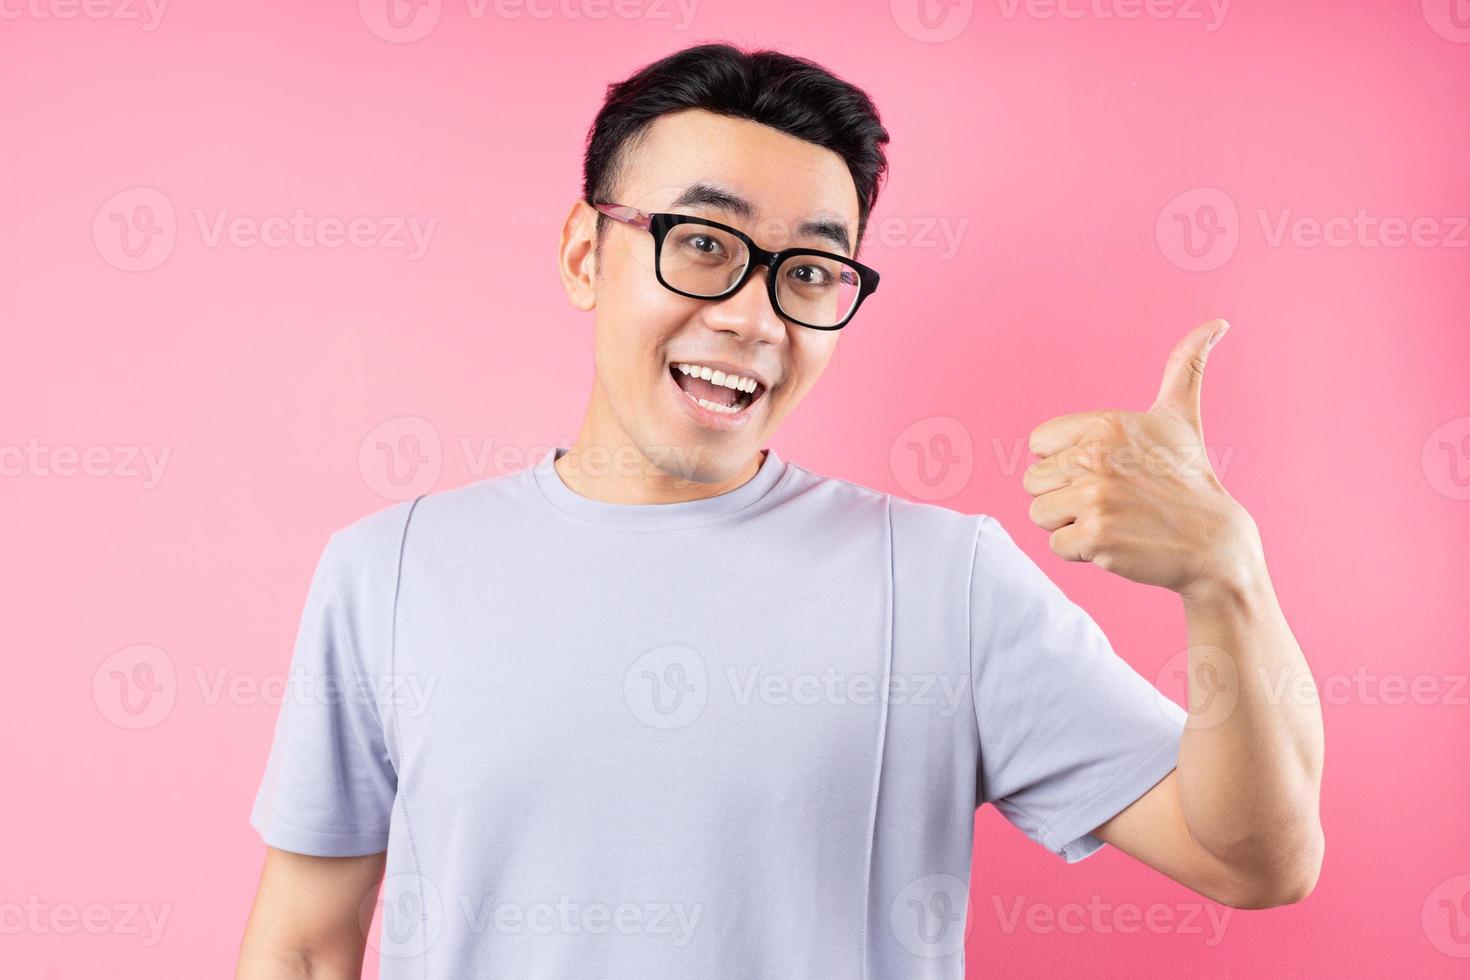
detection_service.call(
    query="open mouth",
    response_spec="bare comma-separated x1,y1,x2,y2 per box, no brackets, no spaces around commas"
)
669,361,768,417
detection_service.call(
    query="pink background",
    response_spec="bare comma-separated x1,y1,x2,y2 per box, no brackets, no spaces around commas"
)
4,1,1469,976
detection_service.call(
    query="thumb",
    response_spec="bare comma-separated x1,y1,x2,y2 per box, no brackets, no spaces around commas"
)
1150,318,1229,427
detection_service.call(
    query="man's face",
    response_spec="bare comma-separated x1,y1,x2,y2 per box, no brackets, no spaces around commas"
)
577,108,863,484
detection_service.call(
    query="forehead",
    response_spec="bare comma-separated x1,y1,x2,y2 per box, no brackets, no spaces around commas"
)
615,108,860,245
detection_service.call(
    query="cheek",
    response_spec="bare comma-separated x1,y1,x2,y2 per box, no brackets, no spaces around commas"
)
599,234,676,320
607,240,698,327
782,334,839,398
592,272,694,389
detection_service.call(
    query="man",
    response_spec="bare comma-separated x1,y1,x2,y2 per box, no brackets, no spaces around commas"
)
236,43,1323,979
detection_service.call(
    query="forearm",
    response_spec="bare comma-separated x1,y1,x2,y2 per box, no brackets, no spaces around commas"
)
1174,556,1325,900
236,944,364,980
236,847,382,980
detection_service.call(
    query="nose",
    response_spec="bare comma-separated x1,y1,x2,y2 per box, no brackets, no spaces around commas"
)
698,263,788,345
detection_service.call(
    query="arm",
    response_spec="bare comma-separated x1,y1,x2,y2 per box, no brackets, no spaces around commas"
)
1092,571,1325,908
1023,319,1324,908
236,846,385,979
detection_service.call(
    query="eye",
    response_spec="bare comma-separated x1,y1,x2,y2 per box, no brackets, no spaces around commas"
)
681,233,725,257
787,263,834,287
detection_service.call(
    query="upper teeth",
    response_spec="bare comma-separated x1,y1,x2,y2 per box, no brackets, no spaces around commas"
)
674,362,759,393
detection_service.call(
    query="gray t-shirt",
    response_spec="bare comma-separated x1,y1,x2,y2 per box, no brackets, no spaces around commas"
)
250,446,1186,978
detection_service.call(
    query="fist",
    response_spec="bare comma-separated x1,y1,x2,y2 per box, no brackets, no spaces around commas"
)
1022,319,1264,601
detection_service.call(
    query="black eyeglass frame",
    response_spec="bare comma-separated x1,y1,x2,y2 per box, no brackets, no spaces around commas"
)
592,202,880,331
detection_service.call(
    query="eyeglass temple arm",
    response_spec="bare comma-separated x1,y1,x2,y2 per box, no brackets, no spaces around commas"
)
591,202,652,231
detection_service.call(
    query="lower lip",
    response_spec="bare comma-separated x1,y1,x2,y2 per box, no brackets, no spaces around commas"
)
667,366,762,432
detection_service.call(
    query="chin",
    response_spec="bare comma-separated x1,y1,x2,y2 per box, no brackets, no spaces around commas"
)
637,424,756,485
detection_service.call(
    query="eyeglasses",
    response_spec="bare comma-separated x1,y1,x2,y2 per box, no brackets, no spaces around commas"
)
592,202,880,331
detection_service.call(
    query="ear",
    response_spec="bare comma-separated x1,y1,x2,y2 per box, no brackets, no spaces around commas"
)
558,199,599,312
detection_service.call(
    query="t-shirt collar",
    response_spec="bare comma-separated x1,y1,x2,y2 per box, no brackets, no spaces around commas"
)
531,445,788,529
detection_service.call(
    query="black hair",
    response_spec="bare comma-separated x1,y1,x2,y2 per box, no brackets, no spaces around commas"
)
582,43,890,263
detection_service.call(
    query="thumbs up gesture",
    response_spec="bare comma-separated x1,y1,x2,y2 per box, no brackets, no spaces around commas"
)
1023,319,1265,602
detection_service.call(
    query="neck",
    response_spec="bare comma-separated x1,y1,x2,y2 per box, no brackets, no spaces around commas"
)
555,382,764,505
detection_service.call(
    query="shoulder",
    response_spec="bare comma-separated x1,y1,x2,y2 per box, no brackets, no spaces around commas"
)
783,457,987,566
321,468,527,577
966,512,1080,625
782,458,975,525
789,470,1056,610
318,497,418,584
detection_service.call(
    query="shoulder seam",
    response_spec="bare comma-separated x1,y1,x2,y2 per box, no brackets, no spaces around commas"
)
388,492,431,969
783,459,894,503
387,494,425,766
968,513,985,805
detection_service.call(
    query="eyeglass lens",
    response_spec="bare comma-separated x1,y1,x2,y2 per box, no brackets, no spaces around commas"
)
659,221,863,328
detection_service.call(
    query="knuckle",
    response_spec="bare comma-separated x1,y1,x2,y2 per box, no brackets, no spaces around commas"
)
1080,440,1113,473
1096,412,1128,437
1098,411,1142,442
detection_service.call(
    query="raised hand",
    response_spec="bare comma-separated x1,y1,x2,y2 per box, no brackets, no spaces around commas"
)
1022,319,1265,602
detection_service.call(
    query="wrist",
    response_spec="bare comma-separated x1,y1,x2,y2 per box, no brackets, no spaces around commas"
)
1180,565,1270,619
1179,521,1271,616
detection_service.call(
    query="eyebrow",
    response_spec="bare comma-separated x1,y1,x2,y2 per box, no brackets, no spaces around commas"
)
668,181,853,256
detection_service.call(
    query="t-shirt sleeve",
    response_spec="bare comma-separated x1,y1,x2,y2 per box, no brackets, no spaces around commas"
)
249,529,398,856
969,514,1187,863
